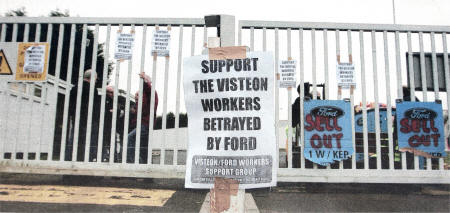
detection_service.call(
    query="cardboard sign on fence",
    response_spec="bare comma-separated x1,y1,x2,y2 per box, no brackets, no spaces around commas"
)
303,100,354,166
396,101,447,158
183,51,277,189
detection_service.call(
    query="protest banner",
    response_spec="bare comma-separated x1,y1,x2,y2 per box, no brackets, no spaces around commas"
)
396,101,447,158
303,100,353,166
183,50,276,189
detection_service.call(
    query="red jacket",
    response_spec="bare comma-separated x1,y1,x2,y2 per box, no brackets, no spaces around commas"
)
131,80,158,127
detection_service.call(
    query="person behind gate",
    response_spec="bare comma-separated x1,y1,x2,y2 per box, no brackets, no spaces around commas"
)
66,69,102,161
126,72,158,163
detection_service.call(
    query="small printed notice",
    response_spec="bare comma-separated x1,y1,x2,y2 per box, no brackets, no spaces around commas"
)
396,101,447,158
24,45,46,73
151,30,171,57
303,100,353,166
183,51,276,189
336,62,355,88
16,43,49,81
279,60,296,88
114,33,135,60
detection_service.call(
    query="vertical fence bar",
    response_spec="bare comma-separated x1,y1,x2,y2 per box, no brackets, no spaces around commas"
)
419,32,428,102
430,32,440,170
0,23,6,160
370,31,382,170
38,24,52,160
359,30,369,169
148,25,160,164
333,29,339,169
336,29,341,100
72,24,88,161
131,25,143,164
119,26,133,163
287,28,293,169
122,25,134,164
441,33,449,170
160,26,172,165
418,32,432,170
84,24,99,162
430,33,439,99
323,30,329,100
262,28,266,51
299,29,306,169
203,25,207,49
136,25,147,164
191,25,196,56
394,31,405,170
22,23,30,161
275,28,280,169
383,31,395,170
312,29,318,169
311,29,317,100
250,27,254,51
110,25,122,164
174,25,184,166
97,24,111,163
60,24,76,161
1,23,14,160
407,31,419,170
238,23,242,46
348,29,356,169
48,23,65,161
10,24,18,160
0,23,6,41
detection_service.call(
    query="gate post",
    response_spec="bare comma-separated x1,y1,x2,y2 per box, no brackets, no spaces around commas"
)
204,15,235,46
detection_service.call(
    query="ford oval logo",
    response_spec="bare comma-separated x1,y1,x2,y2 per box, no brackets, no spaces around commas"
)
311,106,344,118
404,108,437,120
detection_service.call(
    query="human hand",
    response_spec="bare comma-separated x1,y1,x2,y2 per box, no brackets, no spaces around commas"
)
139,72,151,83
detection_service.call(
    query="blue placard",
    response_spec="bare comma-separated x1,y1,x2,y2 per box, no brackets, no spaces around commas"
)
396,101,447,158
303,100,354,166
355,109,396,133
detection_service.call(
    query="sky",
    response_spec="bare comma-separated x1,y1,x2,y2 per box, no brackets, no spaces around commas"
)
1,0,450,25
1,0,450,117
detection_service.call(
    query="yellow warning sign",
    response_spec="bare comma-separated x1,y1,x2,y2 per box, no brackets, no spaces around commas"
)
0,49,13,75
15,42,49,81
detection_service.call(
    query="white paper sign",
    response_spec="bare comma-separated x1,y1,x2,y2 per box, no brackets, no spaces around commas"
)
151,30,171,56
279,60,296,88
114,33,135,60
336,62,356,88
24,45,45,73
183,52,277,189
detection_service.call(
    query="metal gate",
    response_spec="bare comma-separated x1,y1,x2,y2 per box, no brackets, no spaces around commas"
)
0,15,449,183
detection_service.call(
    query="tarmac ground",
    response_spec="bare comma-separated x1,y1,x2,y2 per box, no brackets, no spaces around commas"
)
0,173,449,212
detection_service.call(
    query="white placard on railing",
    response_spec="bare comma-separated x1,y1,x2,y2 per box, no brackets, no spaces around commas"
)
114,32,135,60
279,59,296,88
336,62,356,89
151,30,171,56
183,51,277,189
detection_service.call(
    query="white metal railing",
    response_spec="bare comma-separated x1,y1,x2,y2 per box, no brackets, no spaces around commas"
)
0,17,210,179
0,16,449,183
239,20,450,183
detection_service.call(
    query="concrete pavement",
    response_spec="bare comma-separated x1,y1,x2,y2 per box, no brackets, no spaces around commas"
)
1,173,449,212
